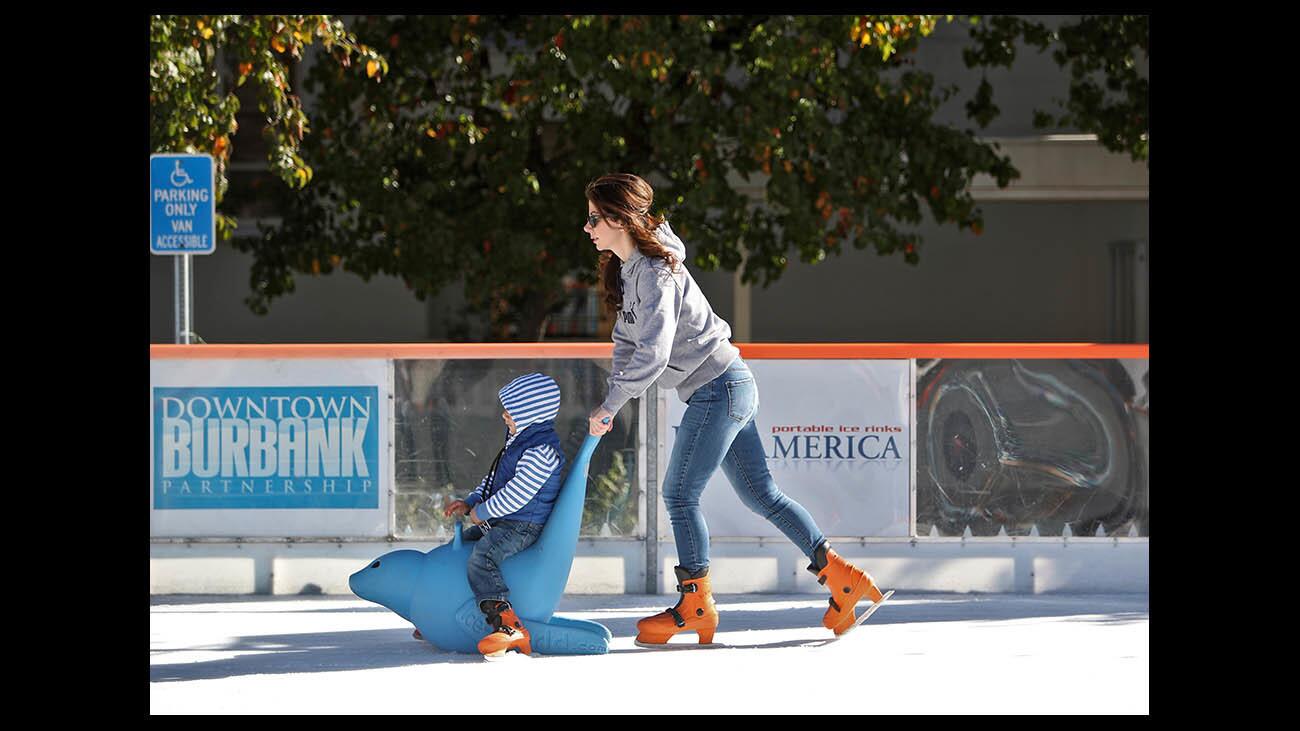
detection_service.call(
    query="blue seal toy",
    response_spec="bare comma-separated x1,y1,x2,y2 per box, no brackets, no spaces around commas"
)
350,433,612,655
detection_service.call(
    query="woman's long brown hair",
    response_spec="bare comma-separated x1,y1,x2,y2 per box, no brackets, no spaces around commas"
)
586,173,679,313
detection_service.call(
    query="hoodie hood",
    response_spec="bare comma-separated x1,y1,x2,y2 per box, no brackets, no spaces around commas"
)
654,220,686,261
624,221,686,279
499,372,561,437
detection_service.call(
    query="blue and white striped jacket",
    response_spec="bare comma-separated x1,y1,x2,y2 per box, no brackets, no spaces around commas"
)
463,373,566,526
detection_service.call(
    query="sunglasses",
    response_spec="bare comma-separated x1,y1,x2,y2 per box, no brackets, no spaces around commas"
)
585,212,602,228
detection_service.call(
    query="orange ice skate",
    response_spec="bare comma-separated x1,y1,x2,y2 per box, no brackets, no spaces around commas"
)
635,566,719,647
808,543,886,635
477,601,532,657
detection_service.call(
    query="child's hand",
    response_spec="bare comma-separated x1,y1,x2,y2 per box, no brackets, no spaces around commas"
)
443,500,469,518
468,510,484,526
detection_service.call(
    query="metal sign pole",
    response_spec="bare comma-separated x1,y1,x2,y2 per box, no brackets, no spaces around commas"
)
175,254,193,344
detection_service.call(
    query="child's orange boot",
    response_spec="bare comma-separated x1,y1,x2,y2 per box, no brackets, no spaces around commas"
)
807,543,885,635
476,601,532,657
635,566,719,646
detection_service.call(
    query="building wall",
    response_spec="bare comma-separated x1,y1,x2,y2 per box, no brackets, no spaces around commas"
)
911,15,1101,138
150,242,428,344
149,195,1147,345
745,200,1148,343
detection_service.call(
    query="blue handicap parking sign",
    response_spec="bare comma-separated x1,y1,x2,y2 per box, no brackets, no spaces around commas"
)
151,154,215,255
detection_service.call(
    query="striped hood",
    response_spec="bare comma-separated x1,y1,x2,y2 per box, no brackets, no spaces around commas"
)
499,372,561,440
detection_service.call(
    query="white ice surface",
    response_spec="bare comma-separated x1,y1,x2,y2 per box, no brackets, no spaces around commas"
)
150,592,1148,714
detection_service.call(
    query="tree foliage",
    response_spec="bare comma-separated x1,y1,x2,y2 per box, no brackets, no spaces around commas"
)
961,15,1149,163
236,15,1021,338
149,15,388,239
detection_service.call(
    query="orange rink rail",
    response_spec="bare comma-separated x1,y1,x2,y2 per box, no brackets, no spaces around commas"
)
150,343,1149,360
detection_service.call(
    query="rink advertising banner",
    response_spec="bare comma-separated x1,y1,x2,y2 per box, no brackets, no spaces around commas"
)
664,360,911,538
153,386,380,509
150,358,391,538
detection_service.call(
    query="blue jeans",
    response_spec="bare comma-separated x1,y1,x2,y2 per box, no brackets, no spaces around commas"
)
663,358,826,573
465,519,544,607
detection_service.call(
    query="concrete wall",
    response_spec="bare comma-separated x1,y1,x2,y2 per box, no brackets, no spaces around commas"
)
149,537,1148,595
743,200,1147,343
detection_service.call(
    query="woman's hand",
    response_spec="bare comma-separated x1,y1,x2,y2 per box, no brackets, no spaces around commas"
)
589,407,615,436
443,500,469,518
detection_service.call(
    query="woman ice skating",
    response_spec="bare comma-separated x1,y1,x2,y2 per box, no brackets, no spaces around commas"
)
582,173,889,646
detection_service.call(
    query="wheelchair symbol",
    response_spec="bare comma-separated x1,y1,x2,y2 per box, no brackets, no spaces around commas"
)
169,160,194,187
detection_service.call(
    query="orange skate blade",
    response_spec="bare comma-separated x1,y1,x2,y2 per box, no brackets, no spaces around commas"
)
833,590,894,637
634,631,723,650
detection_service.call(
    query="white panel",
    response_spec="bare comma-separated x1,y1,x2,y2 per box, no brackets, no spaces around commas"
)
663,557,781,593
271,557,363,595
851,556,1014,593
563,557,626,594
151,557,256,594
148,540,1149,596
1033,546,1149,593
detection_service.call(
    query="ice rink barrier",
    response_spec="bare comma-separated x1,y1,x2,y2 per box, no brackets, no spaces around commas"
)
150,342,1149,595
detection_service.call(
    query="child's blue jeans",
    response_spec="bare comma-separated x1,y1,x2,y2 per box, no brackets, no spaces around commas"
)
464,519,545,607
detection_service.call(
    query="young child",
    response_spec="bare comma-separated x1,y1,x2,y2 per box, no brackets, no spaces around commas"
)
442,372,566,657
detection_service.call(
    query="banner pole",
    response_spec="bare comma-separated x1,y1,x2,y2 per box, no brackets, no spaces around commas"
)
645,384,658,594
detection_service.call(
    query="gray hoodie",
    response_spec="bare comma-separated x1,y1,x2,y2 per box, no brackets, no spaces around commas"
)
600,221,741,415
